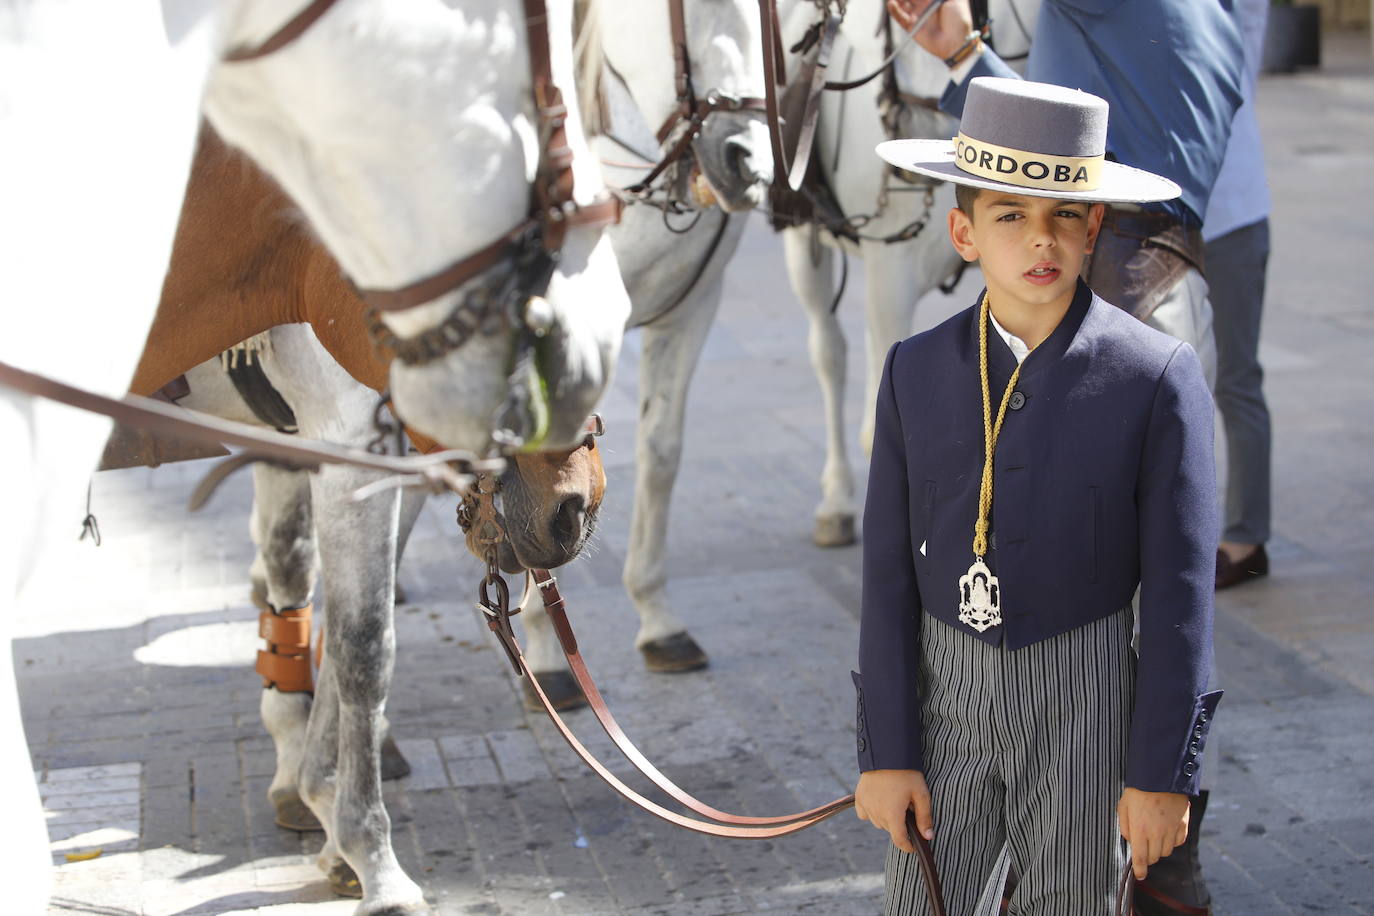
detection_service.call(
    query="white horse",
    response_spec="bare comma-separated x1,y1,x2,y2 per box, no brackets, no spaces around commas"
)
776,0,966,546
515,0,774,678
1,2,626,911
135,0,765,902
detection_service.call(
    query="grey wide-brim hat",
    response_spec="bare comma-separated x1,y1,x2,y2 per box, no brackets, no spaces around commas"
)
876,77,1181,204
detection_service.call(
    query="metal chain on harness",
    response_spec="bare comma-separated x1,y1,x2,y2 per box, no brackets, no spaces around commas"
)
462,474,523,674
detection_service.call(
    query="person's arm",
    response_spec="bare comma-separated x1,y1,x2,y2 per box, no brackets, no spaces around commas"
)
853,342,930,851
1122,341,1223,876
886,0,1023,116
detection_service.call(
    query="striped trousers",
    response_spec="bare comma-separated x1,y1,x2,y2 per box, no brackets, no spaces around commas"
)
884,608,1135,916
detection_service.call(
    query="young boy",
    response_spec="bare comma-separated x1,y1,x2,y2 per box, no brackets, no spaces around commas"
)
851,78,1221,915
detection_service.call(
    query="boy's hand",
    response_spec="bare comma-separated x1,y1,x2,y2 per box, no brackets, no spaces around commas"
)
855,769,933,853
887,0,974,62
1118,788,1190,879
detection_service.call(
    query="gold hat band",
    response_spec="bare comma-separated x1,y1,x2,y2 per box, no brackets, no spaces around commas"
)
953,133,1103,192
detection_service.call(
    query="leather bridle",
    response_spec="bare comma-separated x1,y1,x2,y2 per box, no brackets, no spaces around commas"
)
227,0,622,368
615,0,772,202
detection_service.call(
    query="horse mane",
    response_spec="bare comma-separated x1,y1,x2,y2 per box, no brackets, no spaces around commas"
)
572,0,608,136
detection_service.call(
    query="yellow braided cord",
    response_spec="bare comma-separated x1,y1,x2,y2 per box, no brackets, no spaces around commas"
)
973,294,1025,558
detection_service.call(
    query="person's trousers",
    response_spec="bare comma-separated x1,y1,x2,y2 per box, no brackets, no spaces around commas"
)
1144,267,1218,394
1206,218,1272,545
884,608,1134,916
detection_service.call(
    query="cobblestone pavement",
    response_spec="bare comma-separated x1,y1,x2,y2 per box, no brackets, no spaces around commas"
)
16,31,1374,916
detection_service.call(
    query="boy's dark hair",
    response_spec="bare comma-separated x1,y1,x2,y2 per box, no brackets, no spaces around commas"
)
955,183,981,219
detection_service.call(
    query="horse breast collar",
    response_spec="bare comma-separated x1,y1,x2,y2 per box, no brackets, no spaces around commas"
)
224,0,622,368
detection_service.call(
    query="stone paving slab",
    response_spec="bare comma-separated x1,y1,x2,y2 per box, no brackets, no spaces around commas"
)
16,28,1374,916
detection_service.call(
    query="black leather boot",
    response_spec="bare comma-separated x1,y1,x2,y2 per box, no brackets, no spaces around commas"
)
1134,790,1211,915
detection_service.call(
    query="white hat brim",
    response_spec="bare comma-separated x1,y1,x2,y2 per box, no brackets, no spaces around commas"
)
876,139,1181,204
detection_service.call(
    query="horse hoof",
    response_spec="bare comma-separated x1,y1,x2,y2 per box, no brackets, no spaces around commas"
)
273,793,323,832
813,513,856,547
328,860,364,898
640,633,709,673
522,671,588,712
380,734,411,781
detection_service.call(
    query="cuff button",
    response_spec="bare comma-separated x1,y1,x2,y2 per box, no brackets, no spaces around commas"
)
1182,761,1196,776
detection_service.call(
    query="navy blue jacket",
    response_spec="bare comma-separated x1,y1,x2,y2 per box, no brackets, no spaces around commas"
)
943,0,1244,225
854,282,1221,794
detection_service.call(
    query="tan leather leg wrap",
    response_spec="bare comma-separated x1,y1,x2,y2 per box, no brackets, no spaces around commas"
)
256,604,313,693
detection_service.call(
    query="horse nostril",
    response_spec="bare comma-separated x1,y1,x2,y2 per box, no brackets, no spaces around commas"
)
724,136,755,182
552,495,586,546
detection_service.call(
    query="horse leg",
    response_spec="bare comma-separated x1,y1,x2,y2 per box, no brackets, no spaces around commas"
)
781,226,855,547
857,194,963,456
372,488,426,780
857,241,920,459
622,273,726,672
296,466,424,913
248,463,322,832
0,632,51,911
391,487,425,606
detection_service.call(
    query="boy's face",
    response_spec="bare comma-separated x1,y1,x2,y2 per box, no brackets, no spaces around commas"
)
947,190,1104,313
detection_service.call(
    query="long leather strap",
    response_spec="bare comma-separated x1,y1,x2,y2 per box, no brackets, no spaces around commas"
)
513,569,1135,913
485,572,860,839
0,359,499,493
758,1,839,193
222,0,340,63
527,569,853,827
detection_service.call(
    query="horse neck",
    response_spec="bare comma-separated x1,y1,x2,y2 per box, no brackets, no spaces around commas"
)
130,124,390,398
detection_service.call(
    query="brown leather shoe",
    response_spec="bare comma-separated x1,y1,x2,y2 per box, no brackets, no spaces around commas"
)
1215,544,1268,590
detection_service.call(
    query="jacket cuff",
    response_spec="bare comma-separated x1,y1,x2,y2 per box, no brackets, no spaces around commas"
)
852,671,924,774
1128,690,1223,794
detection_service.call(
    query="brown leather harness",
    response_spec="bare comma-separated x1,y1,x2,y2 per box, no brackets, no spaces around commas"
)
229,0,623,368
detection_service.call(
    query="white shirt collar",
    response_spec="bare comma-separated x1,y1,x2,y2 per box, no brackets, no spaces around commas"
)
988,309,1030,365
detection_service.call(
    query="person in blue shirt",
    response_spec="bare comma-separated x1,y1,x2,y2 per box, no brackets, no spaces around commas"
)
854,77,1220,915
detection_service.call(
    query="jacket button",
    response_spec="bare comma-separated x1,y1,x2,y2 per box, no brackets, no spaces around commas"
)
1189,741,1201,755
857,737,867,753
1182,761,1196,776
1009,390,1026,411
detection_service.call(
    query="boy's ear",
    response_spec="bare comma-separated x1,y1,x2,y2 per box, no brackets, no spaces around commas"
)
948,206,979,263
1084,202,1106,254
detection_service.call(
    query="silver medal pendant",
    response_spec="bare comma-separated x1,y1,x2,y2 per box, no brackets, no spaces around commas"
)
958,556,1003,632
